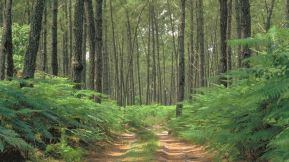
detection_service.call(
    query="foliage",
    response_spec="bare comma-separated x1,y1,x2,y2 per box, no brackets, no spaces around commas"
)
45,129,84,162
122,105,174,129
0,23,30,71
12,23,30,71
169,28,289,162
0,74,123,160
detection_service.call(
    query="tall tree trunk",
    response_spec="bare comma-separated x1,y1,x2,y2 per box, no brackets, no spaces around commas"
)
95,0,104,103
82,16,87,87
219,0,228,86
146,2,152,104
227,0,232,70
240,0,251,67
84,0,96,90
72,0,84,88
167,0,177,104
197,0,206,87
51,0,58,75
62,1,69,76
109,0,120,104
102,0,110,95
188,0,195,99
176,0,186,117
287,0,289,27
23,0,45,79
5,0,13,79
235,0,242,67
41,6,48,73
68,0,73,76
136,39,142,105
0,0,13,80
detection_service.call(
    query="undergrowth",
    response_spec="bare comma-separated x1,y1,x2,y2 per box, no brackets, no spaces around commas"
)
0,74,123,161
169,27,289,162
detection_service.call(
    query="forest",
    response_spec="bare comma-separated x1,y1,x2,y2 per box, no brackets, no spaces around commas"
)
0,0,289,161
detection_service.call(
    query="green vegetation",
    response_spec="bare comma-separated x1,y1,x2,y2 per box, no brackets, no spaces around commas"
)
0,74,123,161
2,0,289,161
169,28,289,162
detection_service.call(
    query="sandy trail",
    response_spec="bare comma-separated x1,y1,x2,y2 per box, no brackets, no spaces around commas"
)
85,133,141,162
86,130,211,162
156,131,211,162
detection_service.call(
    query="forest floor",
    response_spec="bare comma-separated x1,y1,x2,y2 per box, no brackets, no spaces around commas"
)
85,126,211,162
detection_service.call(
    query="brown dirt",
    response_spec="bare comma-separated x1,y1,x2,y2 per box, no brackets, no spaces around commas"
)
85,133,141,162
156,130,211,162
86,130,211,162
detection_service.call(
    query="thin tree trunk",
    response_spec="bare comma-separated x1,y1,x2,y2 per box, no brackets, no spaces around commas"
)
176,0,186,117
235,0,242,67
68,0,73,76
23,0,45,79
287,0,289,27
188,0,195,99
167,0,177,104
146,2,152,104
41,6,48,73
109,0,120,104
51,0,58,76
82,16,87,87
227,0,232,70
103,0,110,95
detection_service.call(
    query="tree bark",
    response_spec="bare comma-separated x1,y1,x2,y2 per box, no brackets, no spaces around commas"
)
176,0,186,117
82,15,87,87
23,0,45,79
41,6,48,73
95,0,104,103
72,0,84,88
219,0,228,86
240,0,251,67
287,0,289,27
188,0,195,98
102,0,110,95
196,0,206,87
51,0,58,76
84,0,96,90
0,0,14,80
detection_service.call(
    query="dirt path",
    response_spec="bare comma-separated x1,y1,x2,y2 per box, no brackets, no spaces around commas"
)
86,130,211,162
85,133,141,162
156,130,211,162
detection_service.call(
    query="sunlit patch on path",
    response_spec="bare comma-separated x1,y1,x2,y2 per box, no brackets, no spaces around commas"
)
86,129,211,162
85,133,140,162
156,130,211,162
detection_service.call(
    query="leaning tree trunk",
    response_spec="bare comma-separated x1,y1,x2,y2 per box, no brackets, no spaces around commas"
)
0,0,14,80
23,0,45,79
51,0,58,76
176,0,186,117
72,0,84,88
